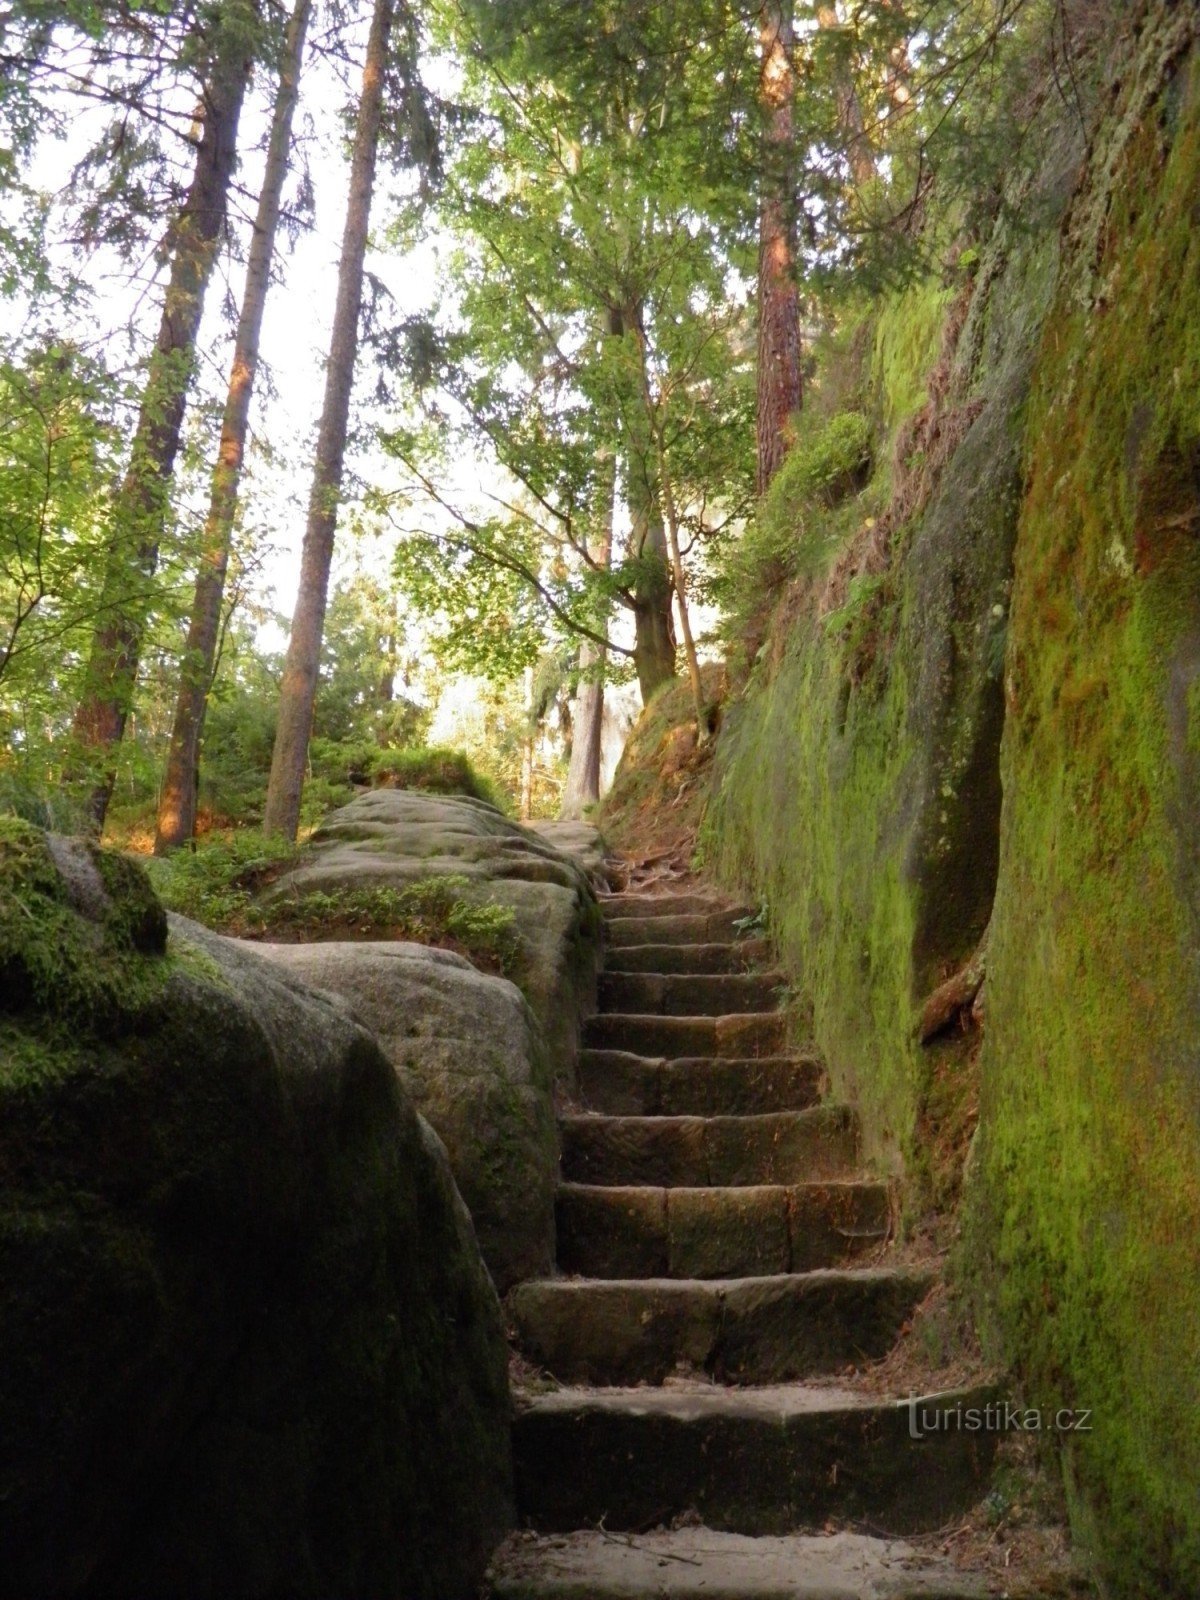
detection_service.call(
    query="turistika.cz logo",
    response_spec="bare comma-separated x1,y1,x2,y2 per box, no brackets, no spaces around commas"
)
907,1398,1093,1440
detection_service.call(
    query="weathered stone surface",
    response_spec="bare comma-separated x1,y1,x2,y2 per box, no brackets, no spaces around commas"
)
577,1051,824,1117
254,939,556,1289
488,1528,989,1599
513,1384,999,1535
557,1184,669,1278
0,841,512,1600
527,820,607,885
605,910,754,947
556,1181,891,1279
601,892,755,920
560,1110,858,1188
583,1010,787,1057
603,937,773,973
266,789,600,1085
598,970,785,1016
666,1185,790,1278
509,1269,931,1385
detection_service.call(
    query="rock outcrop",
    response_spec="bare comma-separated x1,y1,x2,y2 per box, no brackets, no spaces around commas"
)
0,820,512,1599
266,789,600,1088
257,939,556,1289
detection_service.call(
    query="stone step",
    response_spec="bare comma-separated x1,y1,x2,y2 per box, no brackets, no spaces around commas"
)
513,1383,999,1536
602,892,756,920
559,1109,858,1188
598,970,785,1017
487,1527,990,1598
556,1180,891,1278
584,1011,788,1058
509,1269,932,1386
606,911,754,948
577,1051,824,1117
604,939,773,975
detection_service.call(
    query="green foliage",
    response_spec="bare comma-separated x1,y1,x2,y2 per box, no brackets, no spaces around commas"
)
264,878,521,976
145,829,300,929
713,412,872,644
0,343,123,728
368,745,508,810
148,834,521,975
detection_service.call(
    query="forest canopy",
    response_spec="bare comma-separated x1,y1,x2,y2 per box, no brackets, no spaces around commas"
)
0,0,1087,838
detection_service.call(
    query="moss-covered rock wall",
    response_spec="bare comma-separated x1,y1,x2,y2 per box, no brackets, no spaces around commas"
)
707,6,1200,1591
968,20,1200,1594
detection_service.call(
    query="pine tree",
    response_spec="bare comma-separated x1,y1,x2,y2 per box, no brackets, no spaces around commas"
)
155,0,312,853
69,0,260,829
262,0,398,839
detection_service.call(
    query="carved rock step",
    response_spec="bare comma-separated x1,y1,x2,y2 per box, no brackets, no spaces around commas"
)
488,1528,990,1599
603,938,773,975
606,911,756,948
508,1269,933,1386
584,1011,787,1058
513,1383,999,1536
577,1051,824,1117
560,1109,859,1188
598,970,785,1018
556,1180,890,1278
601,893,757,921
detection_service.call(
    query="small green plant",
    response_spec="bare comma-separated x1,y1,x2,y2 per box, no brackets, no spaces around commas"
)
146,832,301,931
259,876,522,977
150,842,522,977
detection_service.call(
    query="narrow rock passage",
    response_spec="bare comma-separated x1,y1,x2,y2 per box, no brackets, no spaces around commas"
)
489,883,997,1599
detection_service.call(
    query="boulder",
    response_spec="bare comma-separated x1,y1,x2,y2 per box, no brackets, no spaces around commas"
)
256,939,556,1290
0,821,512,1599
266,789,601,1087
526,819,608,885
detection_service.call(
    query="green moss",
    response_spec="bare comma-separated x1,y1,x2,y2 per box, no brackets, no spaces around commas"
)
966,48,1200,1597
873,279,954,430
0,818,171,1033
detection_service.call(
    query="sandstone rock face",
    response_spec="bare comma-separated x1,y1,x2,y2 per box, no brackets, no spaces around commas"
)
0,826,512,1600
256,939,556,1289
269,789,601,1086
526,819,607,885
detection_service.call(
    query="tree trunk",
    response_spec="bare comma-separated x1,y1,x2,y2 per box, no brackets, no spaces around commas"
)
561,449,616,821
70,7,256,831
756,0,803,496
262,0,396,840
622,303,676,704
520,665,535,820
657,433,707,742
816,4,877,188
155,0,311,854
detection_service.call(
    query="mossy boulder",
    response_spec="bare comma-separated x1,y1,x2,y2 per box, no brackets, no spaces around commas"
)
254,939,557,1291
0,827,513,1599
264,788,601,1088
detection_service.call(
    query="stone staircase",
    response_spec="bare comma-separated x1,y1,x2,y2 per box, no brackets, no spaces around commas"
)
489,887,998,1599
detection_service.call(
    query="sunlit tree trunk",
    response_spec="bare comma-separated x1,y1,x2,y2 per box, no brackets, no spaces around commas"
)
657,436,707,743
263,0,396,839
756,0,802,496
561,450,616,820
70,3,257,831
155,0,311,854
621,303,676,703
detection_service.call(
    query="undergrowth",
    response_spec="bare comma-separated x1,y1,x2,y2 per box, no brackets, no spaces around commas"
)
148,837,521,977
